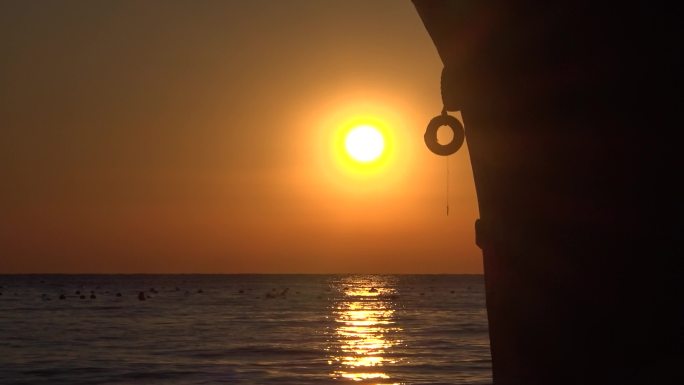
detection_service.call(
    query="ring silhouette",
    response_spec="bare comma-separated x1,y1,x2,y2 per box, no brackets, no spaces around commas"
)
424,114,464,156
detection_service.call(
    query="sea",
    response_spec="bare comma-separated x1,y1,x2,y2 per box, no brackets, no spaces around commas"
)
0,275,491,385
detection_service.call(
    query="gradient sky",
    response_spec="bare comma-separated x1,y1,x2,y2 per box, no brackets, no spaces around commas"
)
0,0,481,273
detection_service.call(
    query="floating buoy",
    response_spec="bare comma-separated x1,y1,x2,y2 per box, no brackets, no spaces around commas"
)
424,113,464,156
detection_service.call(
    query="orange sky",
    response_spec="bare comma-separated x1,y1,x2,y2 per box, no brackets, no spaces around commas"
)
0,0,481,273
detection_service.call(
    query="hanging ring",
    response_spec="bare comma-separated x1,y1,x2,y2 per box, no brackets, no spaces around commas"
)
424,113,465,156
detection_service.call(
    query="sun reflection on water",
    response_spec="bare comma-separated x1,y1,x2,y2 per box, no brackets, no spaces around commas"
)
328,276,403,384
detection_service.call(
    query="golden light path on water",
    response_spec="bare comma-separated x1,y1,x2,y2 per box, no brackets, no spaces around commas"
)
328,277,403,384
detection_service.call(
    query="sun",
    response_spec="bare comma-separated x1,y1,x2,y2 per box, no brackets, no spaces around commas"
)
344,125,385,163
321,109,406,185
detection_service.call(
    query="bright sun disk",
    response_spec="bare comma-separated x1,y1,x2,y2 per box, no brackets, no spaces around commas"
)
344,125,384,163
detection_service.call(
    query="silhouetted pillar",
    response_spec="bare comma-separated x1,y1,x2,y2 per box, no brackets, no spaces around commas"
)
413,2,683,384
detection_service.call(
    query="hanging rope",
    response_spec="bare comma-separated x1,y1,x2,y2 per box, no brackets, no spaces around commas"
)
423,66,465,215
446,154,450,216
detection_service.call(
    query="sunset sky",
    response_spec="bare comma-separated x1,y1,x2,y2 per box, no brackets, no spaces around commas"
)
0,0,481,273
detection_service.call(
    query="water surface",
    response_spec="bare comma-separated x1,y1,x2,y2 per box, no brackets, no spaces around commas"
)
0,275,491,384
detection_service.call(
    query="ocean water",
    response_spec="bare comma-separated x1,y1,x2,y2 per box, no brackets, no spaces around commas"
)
0,275,491,385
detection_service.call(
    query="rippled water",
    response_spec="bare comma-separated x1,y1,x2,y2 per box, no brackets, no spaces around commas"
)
0,275,491,384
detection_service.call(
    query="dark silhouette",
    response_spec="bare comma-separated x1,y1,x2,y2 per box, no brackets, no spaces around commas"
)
138,291,146,301
424,113,464,156
413,2,682,384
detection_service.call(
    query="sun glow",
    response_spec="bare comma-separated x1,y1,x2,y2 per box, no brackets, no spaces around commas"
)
344,125,385,163
327,114,397,183
309,97,416,196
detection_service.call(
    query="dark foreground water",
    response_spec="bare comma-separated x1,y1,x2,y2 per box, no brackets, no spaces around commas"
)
0,275,491,384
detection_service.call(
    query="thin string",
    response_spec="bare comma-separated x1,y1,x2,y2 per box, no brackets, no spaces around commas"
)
442,105,450,216
446,155,450,216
